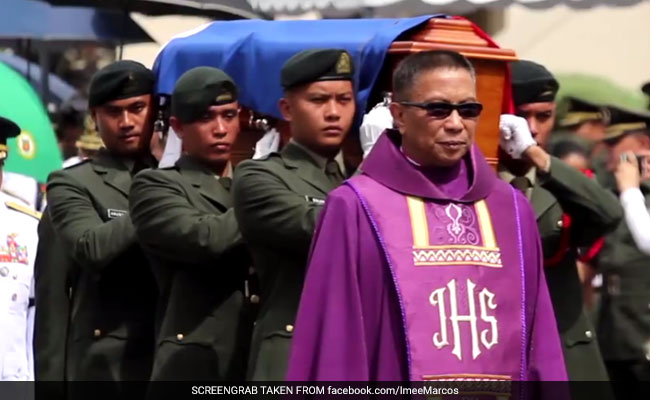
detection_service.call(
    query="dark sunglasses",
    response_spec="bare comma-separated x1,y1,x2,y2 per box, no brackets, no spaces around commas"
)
399,101,483,119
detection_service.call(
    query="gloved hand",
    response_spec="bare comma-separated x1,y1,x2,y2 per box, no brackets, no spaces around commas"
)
360,104,393,158
499,114,536,159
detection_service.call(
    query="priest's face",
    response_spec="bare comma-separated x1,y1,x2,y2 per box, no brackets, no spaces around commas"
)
515,101,556,149
391,67,479,168
280,80,355,159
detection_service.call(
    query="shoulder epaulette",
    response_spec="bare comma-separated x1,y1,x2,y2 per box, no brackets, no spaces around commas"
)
5,201,42,220
64,158,91,170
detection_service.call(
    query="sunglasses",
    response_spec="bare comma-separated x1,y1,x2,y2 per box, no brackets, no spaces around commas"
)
398,101,483,119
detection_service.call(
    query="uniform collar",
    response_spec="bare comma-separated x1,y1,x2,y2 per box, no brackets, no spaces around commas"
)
289,139,346,176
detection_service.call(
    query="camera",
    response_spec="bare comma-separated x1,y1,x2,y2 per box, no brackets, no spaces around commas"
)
620,153,647,174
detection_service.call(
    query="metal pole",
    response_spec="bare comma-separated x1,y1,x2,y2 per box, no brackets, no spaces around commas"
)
37,43,50,109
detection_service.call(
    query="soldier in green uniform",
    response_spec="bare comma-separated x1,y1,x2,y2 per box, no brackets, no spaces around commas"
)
498,60,623,386
593,106,650,398
129,67,250,383
233,48,356,381
43,61,158,397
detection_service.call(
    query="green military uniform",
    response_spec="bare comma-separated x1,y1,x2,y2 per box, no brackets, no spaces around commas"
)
233,49,353,381
43,61,157,398
500,157,622,380
506,61,623,384
33,211,73,399
129,67,250,383
593,107,650,397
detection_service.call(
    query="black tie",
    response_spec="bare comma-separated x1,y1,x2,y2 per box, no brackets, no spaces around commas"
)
325,159,344,186
511,176,531,195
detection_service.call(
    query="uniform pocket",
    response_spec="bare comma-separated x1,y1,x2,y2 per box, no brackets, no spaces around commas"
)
563,314,597,348
250,329,293,381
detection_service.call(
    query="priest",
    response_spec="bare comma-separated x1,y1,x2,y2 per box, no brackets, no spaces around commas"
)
286,50,567,384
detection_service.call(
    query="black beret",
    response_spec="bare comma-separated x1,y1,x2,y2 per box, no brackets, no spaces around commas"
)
171,67,238,124
511,60,559,107
559,96,608,127
603,105,650,143
88,60,155,108
281,49,354,90
0,116,20,161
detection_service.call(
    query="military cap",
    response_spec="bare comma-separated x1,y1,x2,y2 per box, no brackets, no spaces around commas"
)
511,60,559,107
0,116,20,162
88,60,155,108
559,96,608,127
603,105,650,143
281,49,354,90
171,67,238,124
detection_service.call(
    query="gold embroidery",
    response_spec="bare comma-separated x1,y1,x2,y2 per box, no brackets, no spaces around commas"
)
407,197,502,267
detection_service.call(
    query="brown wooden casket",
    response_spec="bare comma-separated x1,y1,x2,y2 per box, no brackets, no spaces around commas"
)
231,18,517,170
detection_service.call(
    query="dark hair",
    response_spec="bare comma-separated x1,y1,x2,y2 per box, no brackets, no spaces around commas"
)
392,50,476,102
55,109,84,140
552,139,588,160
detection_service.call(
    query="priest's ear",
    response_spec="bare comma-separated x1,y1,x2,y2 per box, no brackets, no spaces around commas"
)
389,102,407,135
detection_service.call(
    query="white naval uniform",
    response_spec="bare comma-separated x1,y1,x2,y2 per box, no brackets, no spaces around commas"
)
0,192,40,381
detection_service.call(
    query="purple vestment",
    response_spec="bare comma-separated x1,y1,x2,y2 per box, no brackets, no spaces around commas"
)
286,130,567,386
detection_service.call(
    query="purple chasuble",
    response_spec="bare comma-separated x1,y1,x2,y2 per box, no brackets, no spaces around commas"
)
287,131,567,388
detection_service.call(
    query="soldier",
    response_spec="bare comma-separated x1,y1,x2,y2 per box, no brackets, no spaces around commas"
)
233,48,356,380
43,61,158,397
33,118,102,399
498,60,623,386
129,67,250,383
594,106,650,399
0,116,40,382
557,96,609,144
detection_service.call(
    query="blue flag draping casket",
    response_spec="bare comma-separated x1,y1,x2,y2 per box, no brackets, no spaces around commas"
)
153,15,443,123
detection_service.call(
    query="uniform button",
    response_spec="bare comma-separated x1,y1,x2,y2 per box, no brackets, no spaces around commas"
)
13,275,17,280
11,294,17,301
94,329,101,337
250,294,260,304
585,330,593,339
0,267,8,277
248,267,255,275
285,324,294,333
176,333,184,341
557,219,563,228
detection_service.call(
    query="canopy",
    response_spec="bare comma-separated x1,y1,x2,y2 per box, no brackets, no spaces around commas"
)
154,16,437,123
0,0,153,43
251,0,643,14
39,0,261,19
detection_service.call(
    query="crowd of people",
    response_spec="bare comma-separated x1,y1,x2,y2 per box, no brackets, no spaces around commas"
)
1,43,650,400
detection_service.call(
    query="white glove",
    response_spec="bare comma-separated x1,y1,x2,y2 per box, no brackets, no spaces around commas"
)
360,104,393,158
499,114,536,159
253,128,280,160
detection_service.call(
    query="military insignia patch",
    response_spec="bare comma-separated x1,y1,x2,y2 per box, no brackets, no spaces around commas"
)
107,209,128,219
336,52,352,75
0,233,29,265
17,131,36,160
